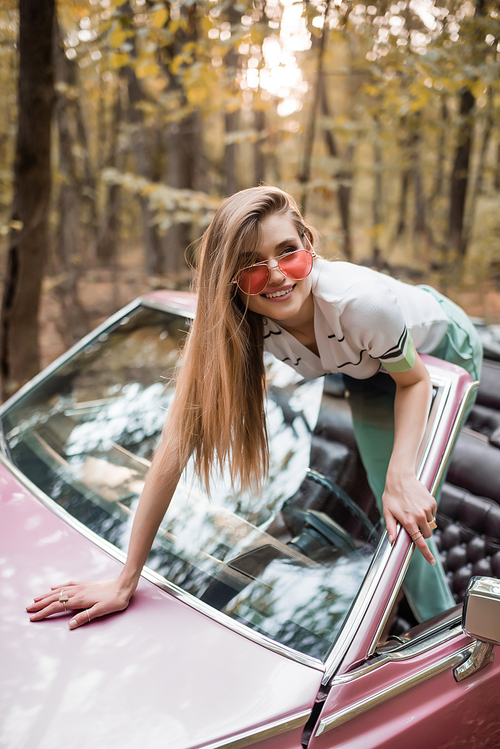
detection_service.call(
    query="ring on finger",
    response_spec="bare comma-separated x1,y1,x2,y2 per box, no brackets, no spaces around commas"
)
411,531,423,541
429,516,437,530
59,591,69,604
86,609,91,624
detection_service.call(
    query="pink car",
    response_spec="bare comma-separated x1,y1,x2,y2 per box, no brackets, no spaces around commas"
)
1,291,500,749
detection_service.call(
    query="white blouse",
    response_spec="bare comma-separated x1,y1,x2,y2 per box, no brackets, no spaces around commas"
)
263,258,449,380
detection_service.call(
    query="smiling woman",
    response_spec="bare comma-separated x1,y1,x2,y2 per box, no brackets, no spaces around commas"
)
26,185,482,629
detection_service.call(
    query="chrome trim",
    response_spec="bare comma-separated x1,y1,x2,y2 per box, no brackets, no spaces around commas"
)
462,576,500,646
366,543,415,658
429,380,479,497
416,372,450,477
315,643,475,736
321,531,396,685
330,623,463,685
0,449,323,672
140,295,195,318
454,640,495,682
194,709,311,749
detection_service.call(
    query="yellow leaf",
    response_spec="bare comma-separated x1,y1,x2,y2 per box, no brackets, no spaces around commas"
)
136,63,161,79
153,7,168,28
110,27,128,49
110,52,129,69
169,18,187,35
187,86,207,106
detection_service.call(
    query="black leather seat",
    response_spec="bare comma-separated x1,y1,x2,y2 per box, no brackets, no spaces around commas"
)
434,483,500,601
446,429,500,504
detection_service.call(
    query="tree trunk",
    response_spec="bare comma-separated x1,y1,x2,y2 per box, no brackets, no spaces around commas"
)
254,108,266,186
160,5,202,277
125,66,164,276
298,0,331,213
448,88,475,258
462,88,493,254
162,109,201,275
396,168,410,238
371,117,384,267
320,77,353,260
0,0,55,401
495,143,500,192
429,99,448,205
223,4,241,195
96,82,123,265
411,115,431,268
225,110,239,196
53,19,91,347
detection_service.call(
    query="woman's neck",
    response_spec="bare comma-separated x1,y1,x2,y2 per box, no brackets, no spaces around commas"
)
272,294,319,356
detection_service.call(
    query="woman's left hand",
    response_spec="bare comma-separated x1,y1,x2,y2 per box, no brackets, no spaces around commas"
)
382,472,437,564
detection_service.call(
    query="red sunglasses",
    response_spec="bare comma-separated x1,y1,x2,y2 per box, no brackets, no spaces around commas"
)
233,247,316,296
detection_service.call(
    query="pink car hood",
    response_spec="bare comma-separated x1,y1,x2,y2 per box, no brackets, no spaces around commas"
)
0,461,323,749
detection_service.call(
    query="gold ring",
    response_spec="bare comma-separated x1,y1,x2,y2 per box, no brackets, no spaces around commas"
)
62,601,67,611
411,531,423,541
86,609,91,624
59,591,69,603
429,516,437,530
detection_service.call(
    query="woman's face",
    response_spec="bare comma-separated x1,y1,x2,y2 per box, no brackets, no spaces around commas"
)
236,212,314,327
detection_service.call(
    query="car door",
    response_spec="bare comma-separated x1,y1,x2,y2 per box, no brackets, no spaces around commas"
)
306,541,500,749
306,357,500,749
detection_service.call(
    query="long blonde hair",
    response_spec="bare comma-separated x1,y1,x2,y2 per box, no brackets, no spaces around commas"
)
162,186,314,491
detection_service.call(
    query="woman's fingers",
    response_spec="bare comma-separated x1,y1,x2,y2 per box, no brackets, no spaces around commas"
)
27,584,86,618
28,582,80,607
69,607,94,630
384,511,398,545
410,527,436,565
384,506,437,564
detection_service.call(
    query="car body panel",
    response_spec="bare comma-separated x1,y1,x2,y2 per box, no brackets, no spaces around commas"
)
0,461,324,749
309,633,500,748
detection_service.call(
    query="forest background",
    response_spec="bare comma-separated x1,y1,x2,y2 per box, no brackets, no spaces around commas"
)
1,0,500,400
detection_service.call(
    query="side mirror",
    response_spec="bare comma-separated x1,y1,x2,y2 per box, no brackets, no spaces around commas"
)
462,576,500,646
454,576,500,682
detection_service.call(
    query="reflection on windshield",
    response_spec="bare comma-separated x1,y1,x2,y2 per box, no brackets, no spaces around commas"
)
2,304,380,661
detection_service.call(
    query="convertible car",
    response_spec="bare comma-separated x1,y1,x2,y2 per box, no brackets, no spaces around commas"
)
1,290,500,749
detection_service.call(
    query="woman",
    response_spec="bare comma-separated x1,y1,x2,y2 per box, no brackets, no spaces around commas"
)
27,186,482,628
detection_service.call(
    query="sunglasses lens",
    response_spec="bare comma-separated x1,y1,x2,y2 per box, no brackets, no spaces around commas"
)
237,265,269,295
279,250,313,280
235,249,314,295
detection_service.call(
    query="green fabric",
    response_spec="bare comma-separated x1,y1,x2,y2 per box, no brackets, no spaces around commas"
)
382,335,416,373
344,287,483,622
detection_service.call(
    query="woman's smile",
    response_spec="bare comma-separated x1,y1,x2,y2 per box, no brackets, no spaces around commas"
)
261,283,296,300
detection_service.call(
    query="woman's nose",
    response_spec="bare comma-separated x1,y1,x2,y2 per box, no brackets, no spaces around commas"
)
267,259,285,284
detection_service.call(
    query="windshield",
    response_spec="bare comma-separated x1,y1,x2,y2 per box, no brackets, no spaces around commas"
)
1,303,380,661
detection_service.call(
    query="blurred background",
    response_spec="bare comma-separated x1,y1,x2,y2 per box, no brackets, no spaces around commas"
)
1,0,499,400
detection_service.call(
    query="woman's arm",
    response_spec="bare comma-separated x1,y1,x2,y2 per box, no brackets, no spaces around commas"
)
383,353,437,564
26,430,183,628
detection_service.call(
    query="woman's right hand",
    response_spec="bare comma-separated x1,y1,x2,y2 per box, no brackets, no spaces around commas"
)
26,577,136,629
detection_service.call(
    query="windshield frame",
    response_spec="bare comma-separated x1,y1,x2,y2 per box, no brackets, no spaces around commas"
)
0,294,461,674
